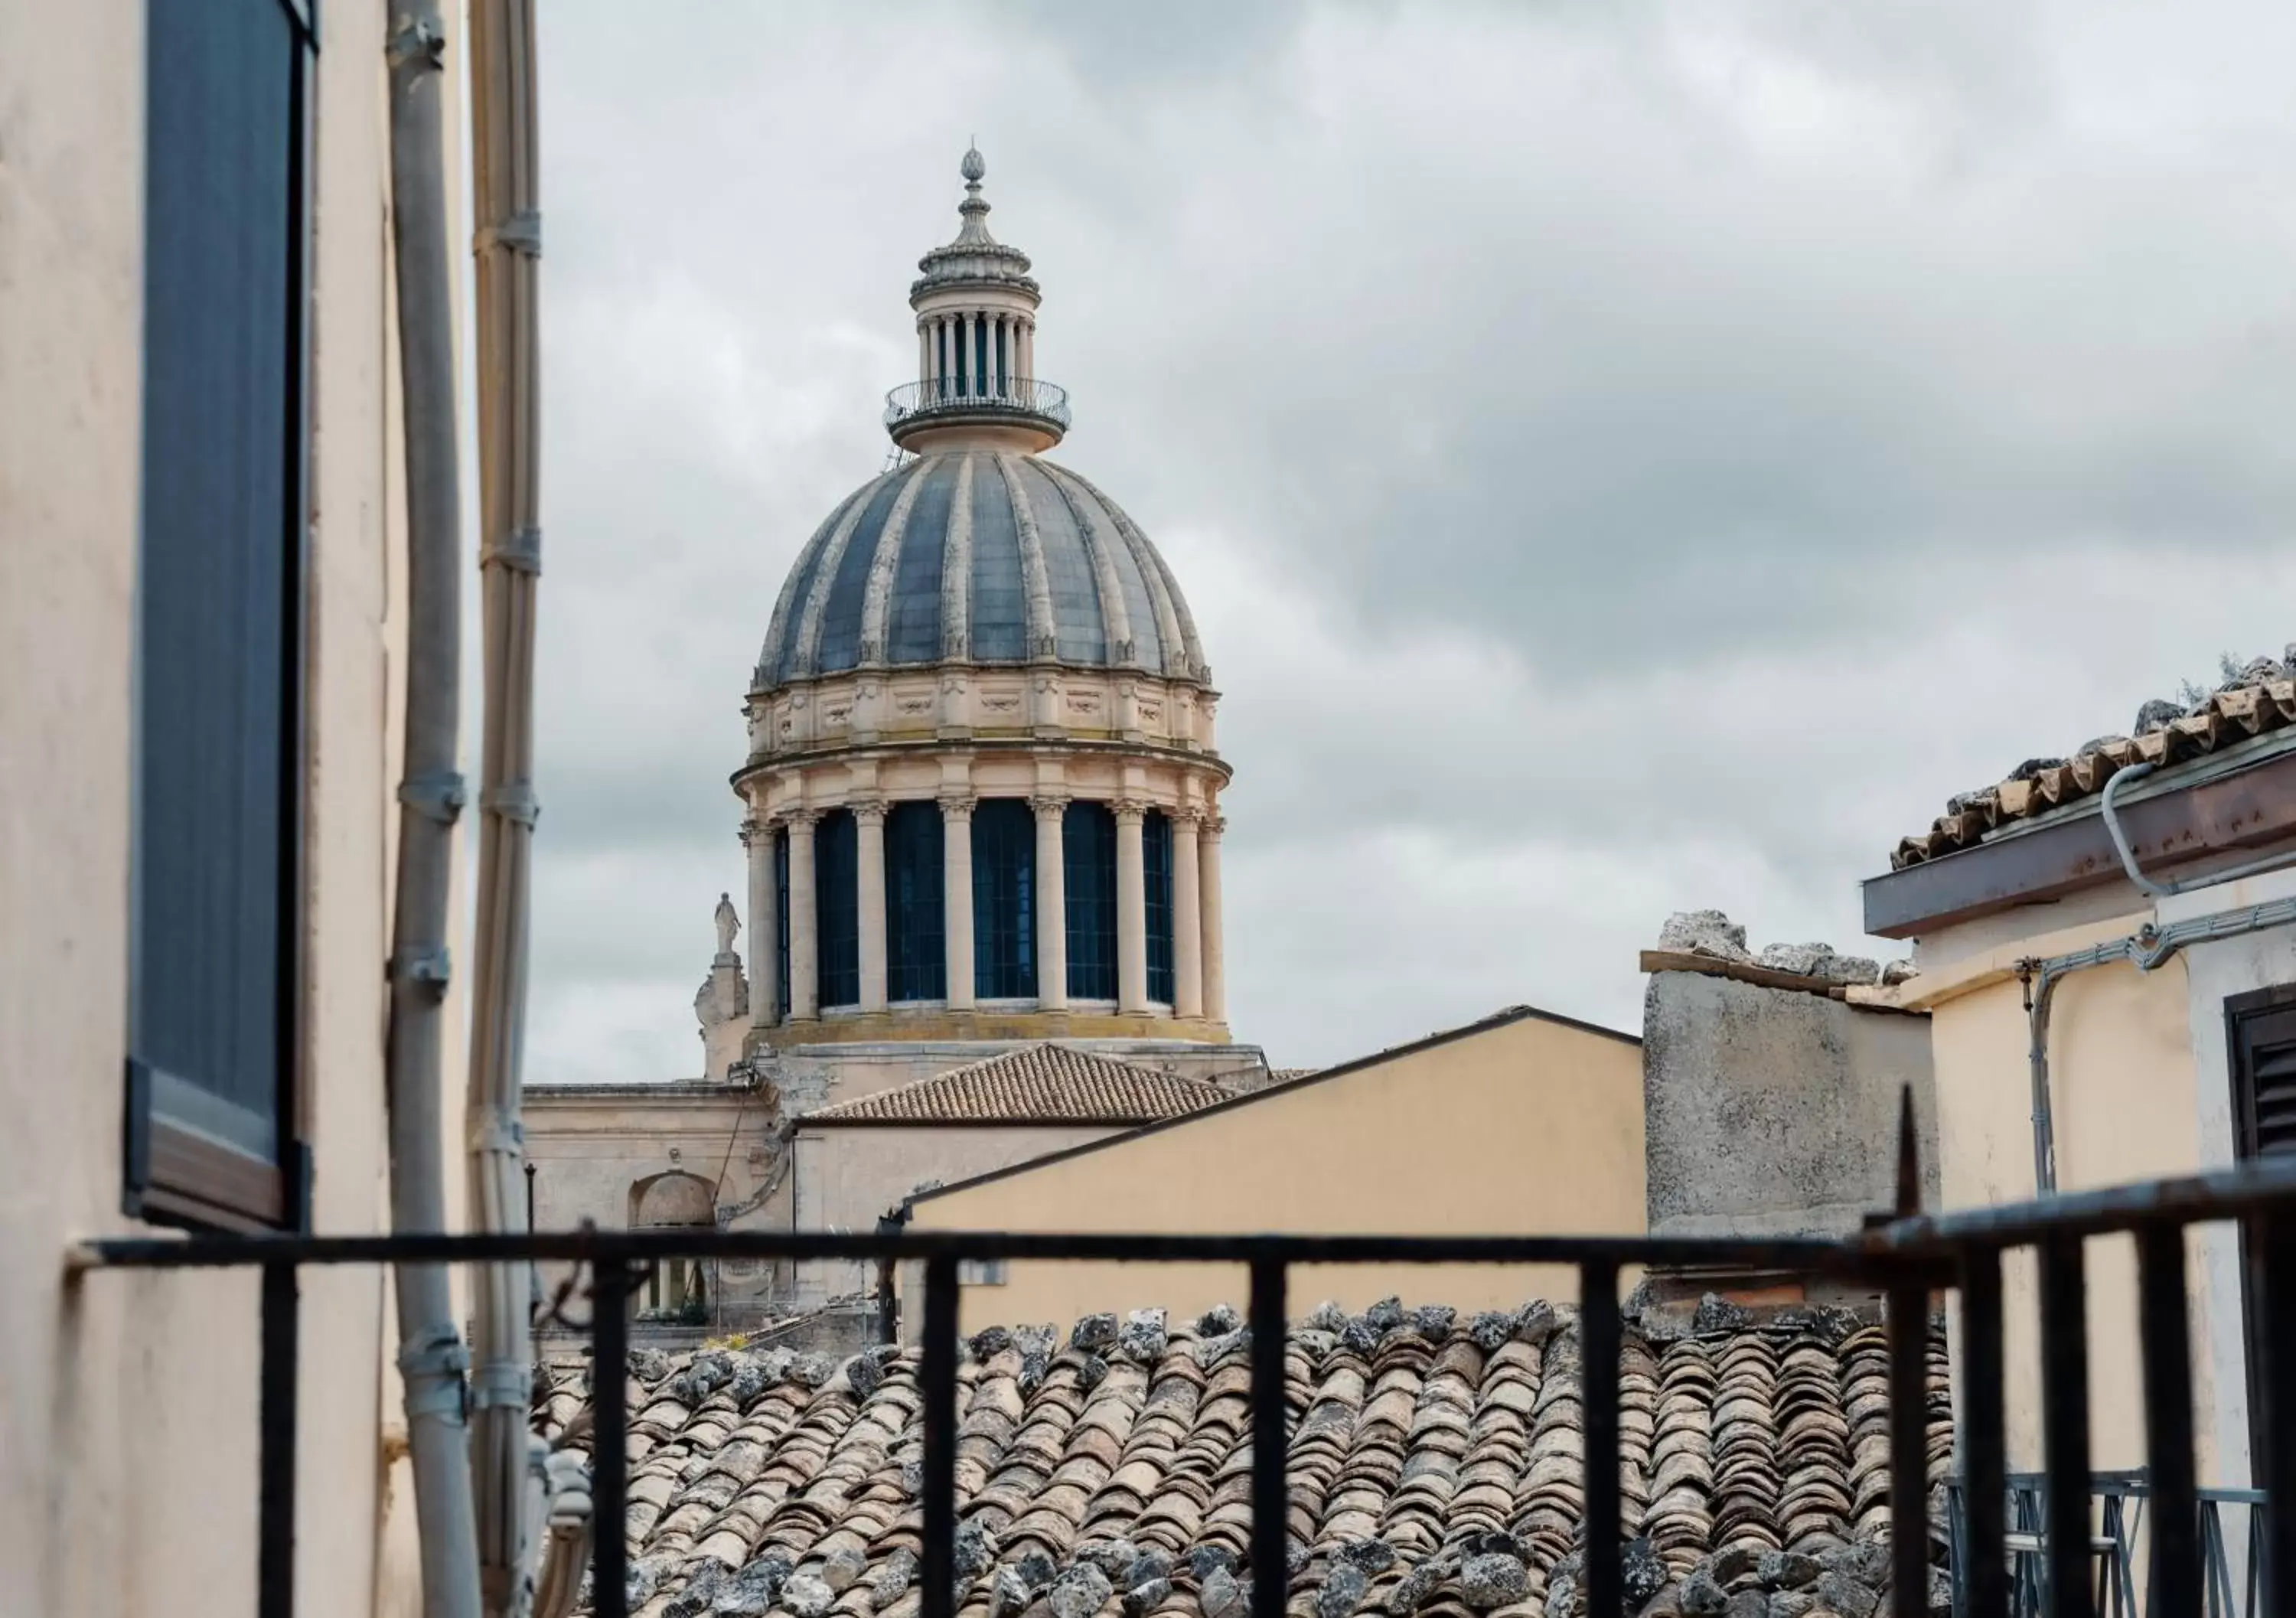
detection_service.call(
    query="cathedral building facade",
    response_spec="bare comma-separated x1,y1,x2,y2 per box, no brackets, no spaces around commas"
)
527,151,1267,1340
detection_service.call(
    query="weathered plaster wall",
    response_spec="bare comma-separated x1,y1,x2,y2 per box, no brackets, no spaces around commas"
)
1,5,445,1611
1642,969,1937,1240
902,1010,1645,1336
788,1124,1121,1306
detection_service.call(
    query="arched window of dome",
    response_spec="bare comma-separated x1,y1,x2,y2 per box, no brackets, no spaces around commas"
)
1144,809,1175,1005
971,799,1035,999
885,801,946,1003
1065,802,1119,1002
815,808,860,1009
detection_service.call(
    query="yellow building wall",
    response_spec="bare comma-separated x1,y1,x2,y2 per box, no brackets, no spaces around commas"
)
1912,915,2207,1475
0,4,460,1613
904,1011,1645,1334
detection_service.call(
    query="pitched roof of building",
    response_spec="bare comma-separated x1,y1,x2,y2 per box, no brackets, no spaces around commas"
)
534,1301,1950,1618
799,1045,1228,1127
1890,657,2296,869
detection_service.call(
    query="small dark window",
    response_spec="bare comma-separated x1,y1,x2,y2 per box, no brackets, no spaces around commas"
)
2229,983,2296,1486
125,0,317,1230
971,800,1035,998
1144,811,1175,1004
815,810,860,1009
885,801,946,1003
1065,803,1119,1001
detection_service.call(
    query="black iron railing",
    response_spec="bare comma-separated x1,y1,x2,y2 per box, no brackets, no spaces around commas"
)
1945,1472,2266,1616
883,376,1071,433
75,1126,2296,1618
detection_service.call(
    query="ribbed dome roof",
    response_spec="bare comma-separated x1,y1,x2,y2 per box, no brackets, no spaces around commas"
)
756,451,1206,688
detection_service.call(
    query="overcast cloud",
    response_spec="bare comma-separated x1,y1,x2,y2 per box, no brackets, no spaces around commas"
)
526,1,2296,1082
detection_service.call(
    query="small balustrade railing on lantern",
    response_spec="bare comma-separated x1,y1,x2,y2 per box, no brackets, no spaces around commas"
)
882,376,1071,432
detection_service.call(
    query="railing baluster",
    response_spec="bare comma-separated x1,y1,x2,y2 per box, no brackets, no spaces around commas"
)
921,1254,960,1618
1962,1248,2010,1618
1249,1258,1289,1618
1888,1277,1932,1616
2137,1223,2200,1618
1580,1260,1622,1618
259,1261,299,1618
2040,1236,2095,1618
2258,1209,2296,1616
591,1258,635,1618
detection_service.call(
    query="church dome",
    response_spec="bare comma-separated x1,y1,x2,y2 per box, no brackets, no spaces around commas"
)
755,450,1206,689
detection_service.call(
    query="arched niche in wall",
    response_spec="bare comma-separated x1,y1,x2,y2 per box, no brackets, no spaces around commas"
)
630,1169,718,1320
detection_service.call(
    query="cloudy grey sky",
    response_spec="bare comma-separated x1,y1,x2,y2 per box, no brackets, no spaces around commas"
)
526,0,2296,1083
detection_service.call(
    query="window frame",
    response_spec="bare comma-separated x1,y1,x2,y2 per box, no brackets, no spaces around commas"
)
122,0,320,1233
815,809,861,1010
970,799,1035,1000
1143,809,1175,1006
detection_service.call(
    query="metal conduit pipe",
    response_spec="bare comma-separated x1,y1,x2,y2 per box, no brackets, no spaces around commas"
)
383,3,484,1613
465,2,547,1613
2017,893,2296,1195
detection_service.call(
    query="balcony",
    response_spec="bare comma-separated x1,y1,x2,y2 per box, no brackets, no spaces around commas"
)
883,377,1071,451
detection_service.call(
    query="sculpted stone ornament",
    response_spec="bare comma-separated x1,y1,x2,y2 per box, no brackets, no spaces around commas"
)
713,891,740,959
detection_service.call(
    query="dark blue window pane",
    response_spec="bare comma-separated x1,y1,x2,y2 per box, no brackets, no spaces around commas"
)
885,801,946,1002
972,799,1035,998
774,830,790,1018
132,0,303,1160
815,810,859,1008
1065,802,1118,1001
1144,811,1174,1005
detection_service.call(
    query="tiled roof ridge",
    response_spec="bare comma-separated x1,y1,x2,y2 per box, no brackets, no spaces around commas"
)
1892,651,2296,870
802,1042,1228,1125
536,1295,1953,1618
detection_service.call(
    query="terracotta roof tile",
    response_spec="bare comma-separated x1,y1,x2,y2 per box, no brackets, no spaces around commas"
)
535,1304,1952,1617
801,1045,1228,1126
1890,659,2296,869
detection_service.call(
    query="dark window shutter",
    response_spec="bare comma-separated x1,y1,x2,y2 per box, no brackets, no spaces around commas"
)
2233,1001,2296,1160
128,0,311,1216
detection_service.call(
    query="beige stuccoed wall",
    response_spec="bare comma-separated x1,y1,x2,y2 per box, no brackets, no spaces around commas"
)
902,1011,1645,1336
792,1124,1124,1306
1,4,459,1613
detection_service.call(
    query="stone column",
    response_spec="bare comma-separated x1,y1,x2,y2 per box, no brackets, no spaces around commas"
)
853,798,888,1013
1020,318,1034,381
1172,808,1203,1019
742,815,780,1028
918,323,930,386
1199,814,1226,1023
941,795,976,1010
1032,794,1069,1010
1114,798,1150,1013
786,811,820,1020
961,310,975,393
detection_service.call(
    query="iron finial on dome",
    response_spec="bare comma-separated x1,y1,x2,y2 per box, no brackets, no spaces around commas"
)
951,140,996,246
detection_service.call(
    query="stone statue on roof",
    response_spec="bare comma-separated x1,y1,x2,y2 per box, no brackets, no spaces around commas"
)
713,891,739,961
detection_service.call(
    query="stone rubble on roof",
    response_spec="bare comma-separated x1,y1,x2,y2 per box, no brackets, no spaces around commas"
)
1654,912,1905,990
534,1298,1952,1618
1893,646,2296,871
